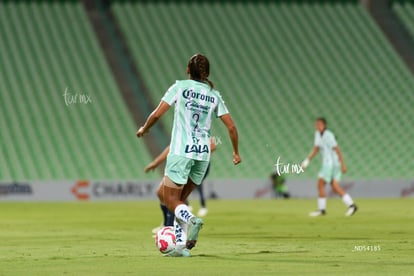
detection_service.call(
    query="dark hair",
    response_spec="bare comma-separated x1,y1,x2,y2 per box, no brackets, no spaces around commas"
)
316,117,327,126
187,54,214,89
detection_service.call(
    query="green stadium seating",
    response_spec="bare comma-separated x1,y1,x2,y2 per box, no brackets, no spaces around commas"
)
1,1,412,181
0,1,156,180
394,0,414,38
112,0,414,180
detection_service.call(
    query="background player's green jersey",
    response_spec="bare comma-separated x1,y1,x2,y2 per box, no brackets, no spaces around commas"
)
314,129,340,167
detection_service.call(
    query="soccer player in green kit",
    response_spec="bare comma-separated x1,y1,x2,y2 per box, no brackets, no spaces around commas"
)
137,54,241,257
302,118,357,217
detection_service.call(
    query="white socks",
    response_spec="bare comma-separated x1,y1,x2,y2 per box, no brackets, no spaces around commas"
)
342,194,354,207
317,195,354,212
174,204,194,246
174,219,187,246
174,204,194,224
318,197,326,211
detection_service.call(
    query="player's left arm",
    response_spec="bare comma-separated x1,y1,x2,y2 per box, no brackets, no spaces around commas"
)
137,101,170,137
144,145,170,172
334,145,347,173
220,113,241,165
210,138,217,153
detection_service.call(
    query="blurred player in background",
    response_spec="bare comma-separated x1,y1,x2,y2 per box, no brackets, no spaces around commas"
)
137,54,241,257
146,140,216,235
270,172,290,199
302,117,357,217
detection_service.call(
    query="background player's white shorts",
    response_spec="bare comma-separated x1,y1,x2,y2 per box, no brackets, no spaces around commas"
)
318,165,341,183
165,154,210,185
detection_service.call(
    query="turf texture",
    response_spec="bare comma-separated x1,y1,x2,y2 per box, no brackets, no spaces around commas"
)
0,199,412,275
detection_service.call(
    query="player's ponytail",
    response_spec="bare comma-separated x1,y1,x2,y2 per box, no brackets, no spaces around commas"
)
205,78,214,89
188,54,214,89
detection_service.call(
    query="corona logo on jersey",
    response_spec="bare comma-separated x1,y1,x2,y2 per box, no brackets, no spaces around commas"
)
182,88,215,103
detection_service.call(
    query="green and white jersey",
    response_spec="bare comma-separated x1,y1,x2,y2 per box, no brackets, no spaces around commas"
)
314,129,340,167
162,80,229,161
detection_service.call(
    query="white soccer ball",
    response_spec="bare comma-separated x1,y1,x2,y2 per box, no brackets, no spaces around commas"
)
155,226,176,254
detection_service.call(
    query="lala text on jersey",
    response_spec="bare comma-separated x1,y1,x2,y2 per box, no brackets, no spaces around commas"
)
185,137,209,154
185,144,209,154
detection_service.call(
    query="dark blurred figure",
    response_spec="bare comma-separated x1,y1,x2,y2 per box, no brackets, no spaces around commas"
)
270,172,290,199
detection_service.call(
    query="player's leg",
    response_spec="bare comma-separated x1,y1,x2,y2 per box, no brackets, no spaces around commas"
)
184,160,209,249
180,180,196,201
170,178,198,232
318,177,327,208
309,178,327,216
153,182,175,235
161,155,196,219
330,180,346,196
164,206,175,226
196,183,208,216
331,167,358,216
157,178,186,215
175,179,197,248
160,154,196,257
310,165,329,216
151,204,171,235
158,178,192,257
312,165,333,216
152,182,166,234
197,164,209,216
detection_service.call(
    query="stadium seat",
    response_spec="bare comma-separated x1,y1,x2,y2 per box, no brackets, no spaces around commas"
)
112,0,414,180
0,1,156,180
393,0,414,39
1,1,413,181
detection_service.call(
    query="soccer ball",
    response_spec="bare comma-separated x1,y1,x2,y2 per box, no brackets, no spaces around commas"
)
155,226,176,254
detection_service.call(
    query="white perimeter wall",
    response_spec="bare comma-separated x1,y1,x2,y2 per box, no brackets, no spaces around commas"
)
0,179,413,201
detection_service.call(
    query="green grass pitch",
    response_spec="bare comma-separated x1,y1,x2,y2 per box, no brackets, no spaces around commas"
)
0,199,413,275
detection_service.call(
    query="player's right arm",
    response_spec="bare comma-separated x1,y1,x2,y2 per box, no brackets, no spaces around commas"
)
136,101,170,137
144,146,170,172
308,146,319,161
137,82,178,138
302,146,319,169
220,114,241,165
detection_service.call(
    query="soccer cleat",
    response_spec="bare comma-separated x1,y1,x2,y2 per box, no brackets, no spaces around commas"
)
345,204,358,217
164,245,191,257
197,208,208,217
309,210,326,217
186,217,204,250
